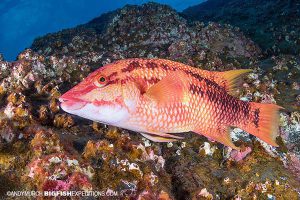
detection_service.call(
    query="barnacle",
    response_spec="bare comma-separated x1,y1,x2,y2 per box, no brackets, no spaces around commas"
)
53,114,74,128
38,105,49,123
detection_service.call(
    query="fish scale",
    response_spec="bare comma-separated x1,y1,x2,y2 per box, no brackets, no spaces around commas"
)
124,61,217,131
128,70,245,136
60,58,282,149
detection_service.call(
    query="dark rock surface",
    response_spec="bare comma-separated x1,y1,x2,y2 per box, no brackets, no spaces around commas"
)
183,0,300,56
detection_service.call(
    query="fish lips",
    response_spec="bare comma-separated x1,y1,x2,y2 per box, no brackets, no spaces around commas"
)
59,95,88,111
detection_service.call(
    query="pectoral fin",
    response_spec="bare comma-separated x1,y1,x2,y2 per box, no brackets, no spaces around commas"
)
194,127,239,150
144,71,189,106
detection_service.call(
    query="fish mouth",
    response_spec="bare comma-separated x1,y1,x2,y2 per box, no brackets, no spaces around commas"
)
59,95,88,111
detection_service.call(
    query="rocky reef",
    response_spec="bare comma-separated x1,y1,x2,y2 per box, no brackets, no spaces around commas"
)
0,2,299,199
183,0,300,56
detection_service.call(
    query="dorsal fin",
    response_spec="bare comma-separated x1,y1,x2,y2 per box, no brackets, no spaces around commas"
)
144,71,189,106
221,69,253,96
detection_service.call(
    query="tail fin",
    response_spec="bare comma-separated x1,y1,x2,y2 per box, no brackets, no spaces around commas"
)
243,102,283,146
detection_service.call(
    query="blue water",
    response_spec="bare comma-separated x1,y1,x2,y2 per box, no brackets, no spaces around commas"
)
0,0,204,61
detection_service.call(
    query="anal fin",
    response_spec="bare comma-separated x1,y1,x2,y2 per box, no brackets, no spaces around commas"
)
194,127,239,150
140,132,184,143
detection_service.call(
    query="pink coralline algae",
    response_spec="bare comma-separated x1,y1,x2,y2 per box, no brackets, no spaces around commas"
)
230,147,252,162
25,127,94,192
287,154,300,182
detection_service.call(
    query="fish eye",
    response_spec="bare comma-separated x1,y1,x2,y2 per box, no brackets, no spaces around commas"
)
94,75,108,87
99,77,106,83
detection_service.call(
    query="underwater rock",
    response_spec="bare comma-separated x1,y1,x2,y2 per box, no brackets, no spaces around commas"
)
0,123,15,144
197,188,214,199
27,154,94,191
30,127,63,156
183,0,300,55
24,127,95,192
31,2,261,72
230,147,252,162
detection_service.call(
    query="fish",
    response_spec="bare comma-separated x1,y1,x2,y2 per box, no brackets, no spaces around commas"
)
59,58,282,149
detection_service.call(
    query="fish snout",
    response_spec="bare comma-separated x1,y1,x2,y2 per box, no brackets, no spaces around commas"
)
59,92,74,103
58,95,67,103
59,92,88,111
59,88,85,102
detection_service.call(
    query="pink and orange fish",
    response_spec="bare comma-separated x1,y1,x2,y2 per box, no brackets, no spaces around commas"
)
59,58,282,149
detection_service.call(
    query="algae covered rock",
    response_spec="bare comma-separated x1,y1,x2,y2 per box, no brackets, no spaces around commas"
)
183,0,300,56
